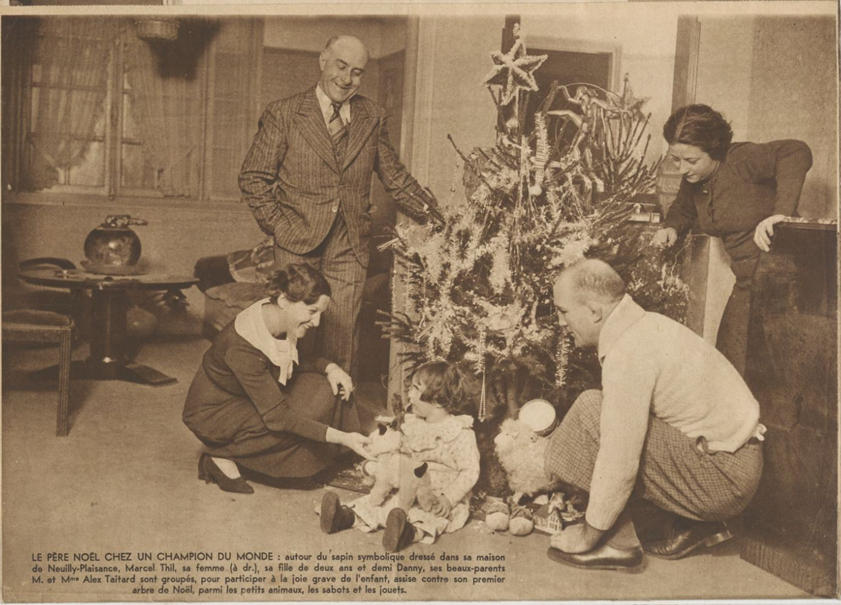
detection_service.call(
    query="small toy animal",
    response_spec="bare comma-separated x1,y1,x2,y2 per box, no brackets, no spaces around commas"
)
494,400,558,502
490,399,559,535
361,420,433,511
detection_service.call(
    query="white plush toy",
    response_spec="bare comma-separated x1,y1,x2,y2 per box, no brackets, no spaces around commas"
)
361,418,432,511
490,399,559,536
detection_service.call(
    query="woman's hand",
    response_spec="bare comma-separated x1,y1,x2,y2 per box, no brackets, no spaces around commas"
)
343,432,374,460
326,428,374,460
326,365,354,401
549,521,605,554
754,214,787,252
651,227,678,248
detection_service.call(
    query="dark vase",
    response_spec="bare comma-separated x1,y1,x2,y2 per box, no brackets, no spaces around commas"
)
83,225,142,268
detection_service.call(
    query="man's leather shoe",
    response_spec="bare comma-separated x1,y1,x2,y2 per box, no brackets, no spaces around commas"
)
643,519,732,560
546,543,645,573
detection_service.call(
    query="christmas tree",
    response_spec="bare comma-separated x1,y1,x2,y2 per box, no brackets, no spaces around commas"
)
383,26,686,423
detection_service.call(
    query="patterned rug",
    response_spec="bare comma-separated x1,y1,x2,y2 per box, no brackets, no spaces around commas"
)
314,459,372,494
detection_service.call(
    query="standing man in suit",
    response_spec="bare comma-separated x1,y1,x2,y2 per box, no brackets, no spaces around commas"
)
239,35,436,386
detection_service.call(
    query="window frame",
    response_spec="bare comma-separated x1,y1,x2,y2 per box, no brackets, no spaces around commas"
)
9,19,242,205
22,29,117,196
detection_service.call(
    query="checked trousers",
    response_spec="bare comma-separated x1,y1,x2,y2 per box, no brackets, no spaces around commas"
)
544,390,763,523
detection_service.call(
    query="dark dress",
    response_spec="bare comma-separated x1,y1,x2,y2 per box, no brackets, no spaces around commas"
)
182,322,361,478
663,140,812,375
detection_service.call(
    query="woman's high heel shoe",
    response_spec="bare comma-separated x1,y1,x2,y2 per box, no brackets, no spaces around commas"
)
198,455,254,494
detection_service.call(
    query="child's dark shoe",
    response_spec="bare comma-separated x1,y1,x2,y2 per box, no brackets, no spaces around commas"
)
383,508,416,553
320,492,356,534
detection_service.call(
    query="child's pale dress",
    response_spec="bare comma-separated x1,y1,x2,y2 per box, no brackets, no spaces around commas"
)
350,413,480,543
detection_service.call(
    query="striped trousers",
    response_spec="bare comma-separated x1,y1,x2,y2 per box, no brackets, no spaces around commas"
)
274,211,366,381
544,390,764,522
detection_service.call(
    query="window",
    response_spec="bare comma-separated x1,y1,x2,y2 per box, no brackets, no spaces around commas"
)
29,59,110,189
18,18,115,192
525,42,617,138
2,17,263,202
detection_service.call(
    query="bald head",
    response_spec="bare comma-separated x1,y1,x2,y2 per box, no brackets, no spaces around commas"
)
555,259,626,305
553,259,625,348
319,35,368,104
324,35,368,58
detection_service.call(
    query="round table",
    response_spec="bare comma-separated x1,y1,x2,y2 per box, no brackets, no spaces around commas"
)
18,268,198,385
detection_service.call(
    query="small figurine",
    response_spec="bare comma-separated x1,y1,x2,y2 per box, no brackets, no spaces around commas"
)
102,215,148,229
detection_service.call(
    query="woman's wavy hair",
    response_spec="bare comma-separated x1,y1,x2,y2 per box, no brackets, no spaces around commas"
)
266,263,331,305
410,361,466,413
663,104,733,161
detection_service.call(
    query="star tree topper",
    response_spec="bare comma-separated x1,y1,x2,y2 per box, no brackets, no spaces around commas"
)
482,25,548,106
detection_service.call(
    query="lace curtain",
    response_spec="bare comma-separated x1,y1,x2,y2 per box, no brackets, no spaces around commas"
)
21,18,117,190
8,17,263,198
123,23,206,197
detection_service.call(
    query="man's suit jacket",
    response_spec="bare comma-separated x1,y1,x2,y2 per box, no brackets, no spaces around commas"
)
239,87,429,268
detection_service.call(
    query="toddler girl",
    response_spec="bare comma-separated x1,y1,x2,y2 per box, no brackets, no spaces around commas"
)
320,361,480,552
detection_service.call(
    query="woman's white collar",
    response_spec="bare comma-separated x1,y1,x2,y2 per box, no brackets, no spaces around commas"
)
234,298,298,385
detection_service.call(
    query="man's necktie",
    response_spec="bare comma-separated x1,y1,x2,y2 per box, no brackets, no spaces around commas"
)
328,102,348,163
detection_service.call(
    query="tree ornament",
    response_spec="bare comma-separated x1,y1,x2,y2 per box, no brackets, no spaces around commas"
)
482,25,547,106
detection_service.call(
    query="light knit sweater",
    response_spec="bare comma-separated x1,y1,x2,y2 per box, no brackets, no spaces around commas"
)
586,295,763,530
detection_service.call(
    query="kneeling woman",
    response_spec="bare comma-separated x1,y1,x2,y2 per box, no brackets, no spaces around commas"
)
183,263,370,493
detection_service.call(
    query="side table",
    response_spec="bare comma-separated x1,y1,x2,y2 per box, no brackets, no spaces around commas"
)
18,269,199,386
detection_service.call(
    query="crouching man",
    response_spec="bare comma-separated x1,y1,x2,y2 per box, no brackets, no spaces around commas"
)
546,259,765,572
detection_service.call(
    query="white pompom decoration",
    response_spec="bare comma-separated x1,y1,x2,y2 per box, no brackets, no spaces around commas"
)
485,511,510,532
509,516,534,536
